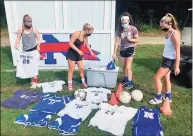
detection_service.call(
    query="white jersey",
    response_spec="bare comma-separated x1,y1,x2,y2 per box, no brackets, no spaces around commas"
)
37,80,65,93
16,50,39,79
57,99,99,121
85,87,111,104
89,103,138,136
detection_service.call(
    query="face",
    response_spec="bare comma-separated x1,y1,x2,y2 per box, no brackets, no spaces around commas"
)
160,20,170,31
85,27,93,37
24,17,32,29
121,19,129,29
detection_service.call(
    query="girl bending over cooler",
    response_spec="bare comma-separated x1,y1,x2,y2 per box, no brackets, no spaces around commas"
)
112,12,139,89
149,13,181,104
66,23,96,91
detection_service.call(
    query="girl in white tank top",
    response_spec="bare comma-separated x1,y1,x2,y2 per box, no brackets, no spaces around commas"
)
149,13,181,105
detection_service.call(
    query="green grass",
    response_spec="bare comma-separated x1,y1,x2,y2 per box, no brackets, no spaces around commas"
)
1,45,192,136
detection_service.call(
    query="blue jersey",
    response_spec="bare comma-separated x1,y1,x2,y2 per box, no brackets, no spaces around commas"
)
15,111,52,127
1,90,42,109
132,106,164,136
48,114,82,135
30,94,74,114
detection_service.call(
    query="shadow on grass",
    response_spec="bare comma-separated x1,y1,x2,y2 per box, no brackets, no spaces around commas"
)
54,70,82,84
135,57,191,89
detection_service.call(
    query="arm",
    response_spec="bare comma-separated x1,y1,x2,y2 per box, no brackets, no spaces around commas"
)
34,28,41,51
127,27,139,43
128,33,139,43
14,28,22,49
85,38,93,54
69,32,82,53
171,31,181,69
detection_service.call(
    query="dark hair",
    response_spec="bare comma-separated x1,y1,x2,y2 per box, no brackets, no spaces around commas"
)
23,14,30,23
117,12,134,37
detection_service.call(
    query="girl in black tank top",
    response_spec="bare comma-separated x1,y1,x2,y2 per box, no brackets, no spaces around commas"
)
66,31,84,61
67,23,94,91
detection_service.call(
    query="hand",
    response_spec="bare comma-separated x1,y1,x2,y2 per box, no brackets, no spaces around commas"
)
91,52,96,58
78,50,84,56
174,67,180,76
14,44,19,49
112,53,117,60
127,36,131,41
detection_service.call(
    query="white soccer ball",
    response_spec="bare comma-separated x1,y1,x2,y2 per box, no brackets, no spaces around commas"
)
119,91,131,104
74,89,87,101
131,90,143,101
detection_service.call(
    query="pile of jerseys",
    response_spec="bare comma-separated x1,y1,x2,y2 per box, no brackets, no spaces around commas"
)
1,90,42,109
13,89,164,135
15,94,99,135
37,80,66,93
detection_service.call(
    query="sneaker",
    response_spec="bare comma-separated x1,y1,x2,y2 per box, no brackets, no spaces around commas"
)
149,94,163,105
82,82,88,88
68,84,73,91
125,81,134,89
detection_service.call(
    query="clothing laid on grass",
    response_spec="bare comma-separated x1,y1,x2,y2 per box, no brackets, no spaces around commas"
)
15,111,52,127
37,80,65,93
16,50,39,79
89,103,138,136
1,90,42,109
85,87,111,104
30,94,74,114
132,106,164,136
48,114,82,135
57,99,99,121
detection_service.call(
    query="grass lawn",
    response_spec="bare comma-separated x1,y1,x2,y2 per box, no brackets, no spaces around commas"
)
1,45,192,136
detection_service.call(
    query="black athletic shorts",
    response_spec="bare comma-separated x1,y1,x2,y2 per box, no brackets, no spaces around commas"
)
161,57,175,70
66,48,83,61
120,47,135,58
25,46,37,52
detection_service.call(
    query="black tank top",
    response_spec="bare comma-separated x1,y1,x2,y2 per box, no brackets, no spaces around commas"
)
73,31,84,49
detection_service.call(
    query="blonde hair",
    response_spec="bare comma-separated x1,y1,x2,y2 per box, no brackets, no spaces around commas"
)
160,13,180,32
83,23,94,31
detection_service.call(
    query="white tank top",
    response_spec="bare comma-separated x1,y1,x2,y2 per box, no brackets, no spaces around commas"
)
163,31,176,59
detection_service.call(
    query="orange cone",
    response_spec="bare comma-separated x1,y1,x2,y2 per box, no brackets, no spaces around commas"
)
160,98,172,116
109,93,119,105
115,83,123,99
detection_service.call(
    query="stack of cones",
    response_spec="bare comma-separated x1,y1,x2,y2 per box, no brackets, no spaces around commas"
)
109,83,123,105
160,97,172,116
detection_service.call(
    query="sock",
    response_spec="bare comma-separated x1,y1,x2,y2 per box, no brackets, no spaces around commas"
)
68,81,72,85
124,77,129,82
165,91,171,94
32,77,38,83
156,93,162,100
81,78,86,83
165,91,172,99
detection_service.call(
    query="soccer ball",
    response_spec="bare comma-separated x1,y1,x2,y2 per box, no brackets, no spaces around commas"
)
74,89,87,101
131,90,143,101
119,91,131,104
